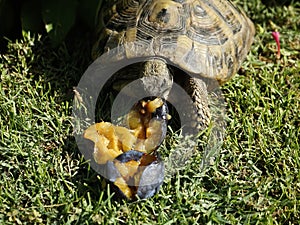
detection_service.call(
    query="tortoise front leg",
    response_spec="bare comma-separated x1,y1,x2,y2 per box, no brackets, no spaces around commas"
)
181,76,211,132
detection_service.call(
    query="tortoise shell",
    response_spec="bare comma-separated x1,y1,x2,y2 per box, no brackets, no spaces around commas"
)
92,0,255,83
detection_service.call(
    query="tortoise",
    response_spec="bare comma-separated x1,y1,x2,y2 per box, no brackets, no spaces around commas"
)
92,0,255,130
83,0,255,199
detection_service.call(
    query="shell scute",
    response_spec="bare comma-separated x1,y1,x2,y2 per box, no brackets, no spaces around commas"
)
94,0,255,82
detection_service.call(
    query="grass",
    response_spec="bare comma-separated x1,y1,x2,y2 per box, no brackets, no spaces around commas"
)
1,0,300,224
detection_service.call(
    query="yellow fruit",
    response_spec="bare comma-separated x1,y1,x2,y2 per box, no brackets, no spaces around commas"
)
114,177,133,199
83,124,99,143
114,160,140,179
84,98,168,165
114,126,137,151
146,98,163,113
95,122,119,151
93,135,122,164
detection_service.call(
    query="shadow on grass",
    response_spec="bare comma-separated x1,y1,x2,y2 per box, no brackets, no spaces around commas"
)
261,0,295,7
26,25,120,206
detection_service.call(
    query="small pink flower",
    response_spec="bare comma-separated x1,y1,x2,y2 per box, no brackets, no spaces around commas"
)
272,31,280,59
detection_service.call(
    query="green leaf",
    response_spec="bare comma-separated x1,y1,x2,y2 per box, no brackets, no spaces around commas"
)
41,0,78,47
